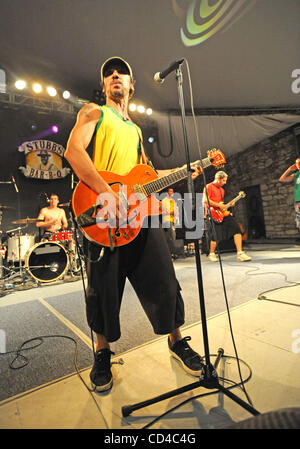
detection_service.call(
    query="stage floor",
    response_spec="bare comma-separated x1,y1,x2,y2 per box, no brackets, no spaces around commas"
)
0,242,299,429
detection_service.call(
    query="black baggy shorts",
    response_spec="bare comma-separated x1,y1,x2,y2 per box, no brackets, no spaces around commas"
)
208,215,241,242
83,226,185,342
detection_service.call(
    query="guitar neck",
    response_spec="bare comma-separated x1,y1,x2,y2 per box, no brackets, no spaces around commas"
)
142,158,211,196
225,194,243,208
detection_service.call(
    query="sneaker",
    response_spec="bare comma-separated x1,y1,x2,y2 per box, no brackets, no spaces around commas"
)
208,253,218,262
168,336,204,376
237,251,252,262
90,348,114,392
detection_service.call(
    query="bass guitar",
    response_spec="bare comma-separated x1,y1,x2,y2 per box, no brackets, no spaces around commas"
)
210,191,246,223
72,149,226,247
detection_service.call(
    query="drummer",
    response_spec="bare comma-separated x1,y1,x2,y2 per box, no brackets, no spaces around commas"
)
36,193,68,238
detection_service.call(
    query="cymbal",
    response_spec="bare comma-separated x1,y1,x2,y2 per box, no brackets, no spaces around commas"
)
0,205,15,210
11,218,44,224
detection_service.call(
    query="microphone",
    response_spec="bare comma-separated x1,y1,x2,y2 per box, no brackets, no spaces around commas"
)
11,176,19,193
154,59,184,84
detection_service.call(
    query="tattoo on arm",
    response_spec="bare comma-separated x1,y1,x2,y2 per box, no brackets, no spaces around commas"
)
79,104,99,119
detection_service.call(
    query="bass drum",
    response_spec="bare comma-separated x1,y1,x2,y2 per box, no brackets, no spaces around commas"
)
25,241,69,283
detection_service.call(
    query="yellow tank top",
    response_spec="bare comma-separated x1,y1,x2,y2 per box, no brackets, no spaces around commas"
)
92,105,143,175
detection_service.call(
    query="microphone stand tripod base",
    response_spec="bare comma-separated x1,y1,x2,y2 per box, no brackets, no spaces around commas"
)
121,348,259,418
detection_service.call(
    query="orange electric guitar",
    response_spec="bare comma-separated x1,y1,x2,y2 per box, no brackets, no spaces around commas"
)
210,191,246,223
72,149,226,247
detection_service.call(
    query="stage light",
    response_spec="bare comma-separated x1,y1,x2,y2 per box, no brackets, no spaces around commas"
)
137,105,145,113
63,90,70,99
15,80,26,90
47,86,57,97
129,103,136,112
146,108,153,116
32,83,42,93
51,125,59,133
148,137,155,143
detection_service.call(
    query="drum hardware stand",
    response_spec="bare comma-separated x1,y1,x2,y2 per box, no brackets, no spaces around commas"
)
5,176,31,285
70,226,85,277
57,198,85,278
67,172,84,276
121,61,260,420
0,179,16,280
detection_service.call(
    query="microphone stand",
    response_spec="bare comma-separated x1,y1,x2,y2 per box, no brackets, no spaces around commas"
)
121,64,260,421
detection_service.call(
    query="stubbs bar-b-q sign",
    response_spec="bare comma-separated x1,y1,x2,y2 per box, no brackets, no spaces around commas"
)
19,140,71,180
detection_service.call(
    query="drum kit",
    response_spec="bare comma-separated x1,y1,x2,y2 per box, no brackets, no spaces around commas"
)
0,203,85,288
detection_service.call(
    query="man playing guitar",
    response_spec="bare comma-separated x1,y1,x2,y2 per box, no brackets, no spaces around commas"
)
203,171,251,262
64,56,204,392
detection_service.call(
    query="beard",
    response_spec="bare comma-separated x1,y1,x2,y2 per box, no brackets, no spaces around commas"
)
110,86,125,100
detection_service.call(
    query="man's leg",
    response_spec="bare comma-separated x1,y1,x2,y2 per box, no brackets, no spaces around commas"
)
210,240,217,253
208,240,218,261
234,233,252,261
95,333,110,350
169,328,182,345
233,233,242,252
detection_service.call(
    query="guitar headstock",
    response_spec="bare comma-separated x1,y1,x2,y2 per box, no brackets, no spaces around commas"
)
207,148,226,168
239,191,246,198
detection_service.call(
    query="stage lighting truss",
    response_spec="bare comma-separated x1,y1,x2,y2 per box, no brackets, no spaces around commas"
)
0,91,77,114
12,78,74,103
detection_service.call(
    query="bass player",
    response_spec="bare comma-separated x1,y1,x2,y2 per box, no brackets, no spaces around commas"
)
203,171,251,262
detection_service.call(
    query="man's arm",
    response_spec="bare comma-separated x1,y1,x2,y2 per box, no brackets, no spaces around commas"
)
279,164,297,183
36,209,46,228
36,209,56,228
64,102,126,219
61,209,69,230
64,103,110,194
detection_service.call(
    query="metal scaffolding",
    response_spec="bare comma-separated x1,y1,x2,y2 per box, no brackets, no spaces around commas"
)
0,91,86,115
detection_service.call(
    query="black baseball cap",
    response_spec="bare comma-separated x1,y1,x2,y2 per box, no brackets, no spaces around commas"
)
100,56,133,83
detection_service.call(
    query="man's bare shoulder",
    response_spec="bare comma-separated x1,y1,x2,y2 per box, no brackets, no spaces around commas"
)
78,102,102,121
38,207,49,217
40,207,48,213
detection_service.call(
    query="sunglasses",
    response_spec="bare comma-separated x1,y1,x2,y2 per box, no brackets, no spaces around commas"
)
103,64,130,78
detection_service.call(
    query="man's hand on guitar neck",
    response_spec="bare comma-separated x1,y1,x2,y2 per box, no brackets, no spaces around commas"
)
191,162,202,179
157,160,202,180
179,160,203,180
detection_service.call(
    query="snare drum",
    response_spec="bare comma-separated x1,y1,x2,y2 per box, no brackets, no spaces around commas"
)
25,241,69,283
7,234,35,262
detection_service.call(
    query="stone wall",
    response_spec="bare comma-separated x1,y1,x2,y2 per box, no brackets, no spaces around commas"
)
223,126,298,239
